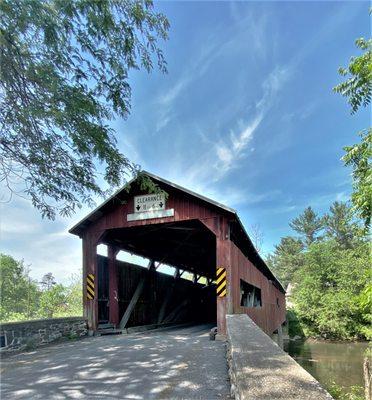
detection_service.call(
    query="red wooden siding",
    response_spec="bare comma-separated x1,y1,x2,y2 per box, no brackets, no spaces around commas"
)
75,179,286,334
229,241,286,334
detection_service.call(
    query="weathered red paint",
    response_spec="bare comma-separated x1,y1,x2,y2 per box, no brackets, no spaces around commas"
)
108,246,120,326
230,241,286,334
71,174,286,334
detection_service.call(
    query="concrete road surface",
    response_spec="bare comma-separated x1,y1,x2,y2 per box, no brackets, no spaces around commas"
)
1,324,231,399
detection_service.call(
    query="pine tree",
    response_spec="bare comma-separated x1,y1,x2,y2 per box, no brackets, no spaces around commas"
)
289,207,324,247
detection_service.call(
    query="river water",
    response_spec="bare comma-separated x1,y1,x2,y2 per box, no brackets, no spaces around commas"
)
284,339,369,396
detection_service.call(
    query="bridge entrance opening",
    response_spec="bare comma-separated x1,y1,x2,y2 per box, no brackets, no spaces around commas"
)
98,219,217,329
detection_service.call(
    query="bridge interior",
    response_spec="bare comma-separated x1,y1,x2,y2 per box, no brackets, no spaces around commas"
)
99,219,217,328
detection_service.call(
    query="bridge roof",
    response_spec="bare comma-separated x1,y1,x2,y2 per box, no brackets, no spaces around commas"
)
69,171,285,293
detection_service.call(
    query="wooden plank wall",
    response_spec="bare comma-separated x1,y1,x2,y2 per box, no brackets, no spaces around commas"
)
113,258,216,327
91,188,223,235
229,241,286,335
81,186,285,334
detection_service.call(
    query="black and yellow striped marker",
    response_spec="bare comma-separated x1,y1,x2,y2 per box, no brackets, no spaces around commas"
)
87,274,95,300
216,267,227,297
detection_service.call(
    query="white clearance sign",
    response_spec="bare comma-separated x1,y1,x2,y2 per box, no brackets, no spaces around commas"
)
134,193,166,213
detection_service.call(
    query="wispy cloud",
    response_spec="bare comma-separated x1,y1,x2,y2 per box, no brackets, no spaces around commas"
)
155,8,270,133
154,42,219,132
213,66,291,176
215,113,263,173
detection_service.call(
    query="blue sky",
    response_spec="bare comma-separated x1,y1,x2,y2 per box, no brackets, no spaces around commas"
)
0,1,370,283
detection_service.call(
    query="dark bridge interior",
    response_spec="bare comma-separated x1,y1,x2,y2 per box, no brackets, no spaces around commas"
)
98,219,217,328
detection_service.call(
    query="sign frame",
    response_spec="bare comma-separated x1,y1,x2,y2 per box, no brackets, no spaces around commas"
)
134,193,166,214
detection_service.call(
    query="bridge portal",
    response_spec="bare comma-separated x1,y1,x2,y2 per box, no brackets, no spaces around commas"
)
69,172,286,335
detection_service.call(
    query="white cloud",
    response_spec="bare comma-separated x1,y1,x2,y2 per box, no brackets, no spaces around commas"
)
213,66,290,175
215,113,264,174
0,195,88,284
154,7,271,133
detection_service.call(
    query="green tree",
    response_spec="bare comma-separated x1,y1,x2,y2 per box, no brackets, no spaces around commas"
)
39,283,67,318
0,0,169,219
324,201,363,248
289,207,324,247
64,273,83,316
342,129,372,227
292,240,370,340
334,38,372,227
333,38,371,114
0,253,40,321
266,237,304,288
40,272,56,291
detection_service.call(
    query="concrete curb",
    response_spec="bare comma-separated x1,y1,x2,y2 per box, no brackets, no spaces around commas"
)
226,314,334,400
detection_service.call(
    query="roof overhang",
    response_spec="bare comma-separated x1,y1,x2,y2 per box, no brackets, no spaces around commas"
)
69,171,285,293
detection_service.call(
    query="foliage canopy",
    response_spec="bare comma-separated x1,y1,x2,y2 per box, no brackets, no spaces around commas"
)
268,202,370,340
0,0,169,219
333,38,372,114
0,254,83,322
334,37,372,227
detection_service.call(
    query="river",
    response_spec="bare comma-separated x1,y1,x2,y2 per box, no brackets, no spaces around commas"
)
284,339,369,397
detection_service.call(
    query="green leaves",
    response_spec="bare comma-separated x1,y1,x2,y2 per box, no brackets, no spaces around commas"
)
342,129,372,227
334,34,371,227
268,203,369,340
267,236,304,288
333,38,372,114
0,0,169,219
289,206,324,247
292,241,371,340
0,254,83,322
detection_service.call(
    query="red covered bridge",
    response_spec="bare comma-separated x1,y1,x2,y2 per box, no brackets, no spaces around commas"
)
69,172,286,335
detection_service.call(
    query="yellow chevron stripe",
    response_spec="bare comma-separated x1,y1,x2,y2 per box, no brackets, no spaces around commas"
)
218,288,227,297
217,280,226,292
216,271,226,285
216,267,224,276
87,279,94,289
88,273,94,281
87,285,95,296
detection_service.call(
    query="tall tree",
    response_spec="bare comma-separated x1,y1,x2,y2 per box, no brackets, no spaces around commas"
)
0,0,169,219
40,272,56,291
267,236,304,288
292,240,371,340
249,223,264,253
324,201,362,248
342,129,371,227
65,272,83,316
39,284,67,318
334,37,372,227
0,253,40,321
289,207,324,247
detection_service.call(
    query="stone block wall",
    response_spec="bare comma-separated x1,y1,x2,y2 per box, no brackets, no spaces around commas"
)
0,317,87,354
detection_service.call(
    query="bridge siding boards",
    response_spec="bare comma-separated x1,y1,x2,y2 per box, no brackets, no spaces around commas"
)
230,242,285,334
71,173,286,334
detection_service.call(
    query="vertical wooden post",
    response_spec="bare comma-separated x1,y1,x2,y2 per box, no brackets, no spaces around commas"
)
364,356,371,400
83,235,98,332
82,231,104,333
108,245,119,327
216,217,232,335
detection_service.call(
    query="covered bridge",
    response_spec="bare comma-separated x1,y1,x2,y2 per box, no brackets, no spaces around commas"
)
69,172,286,335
